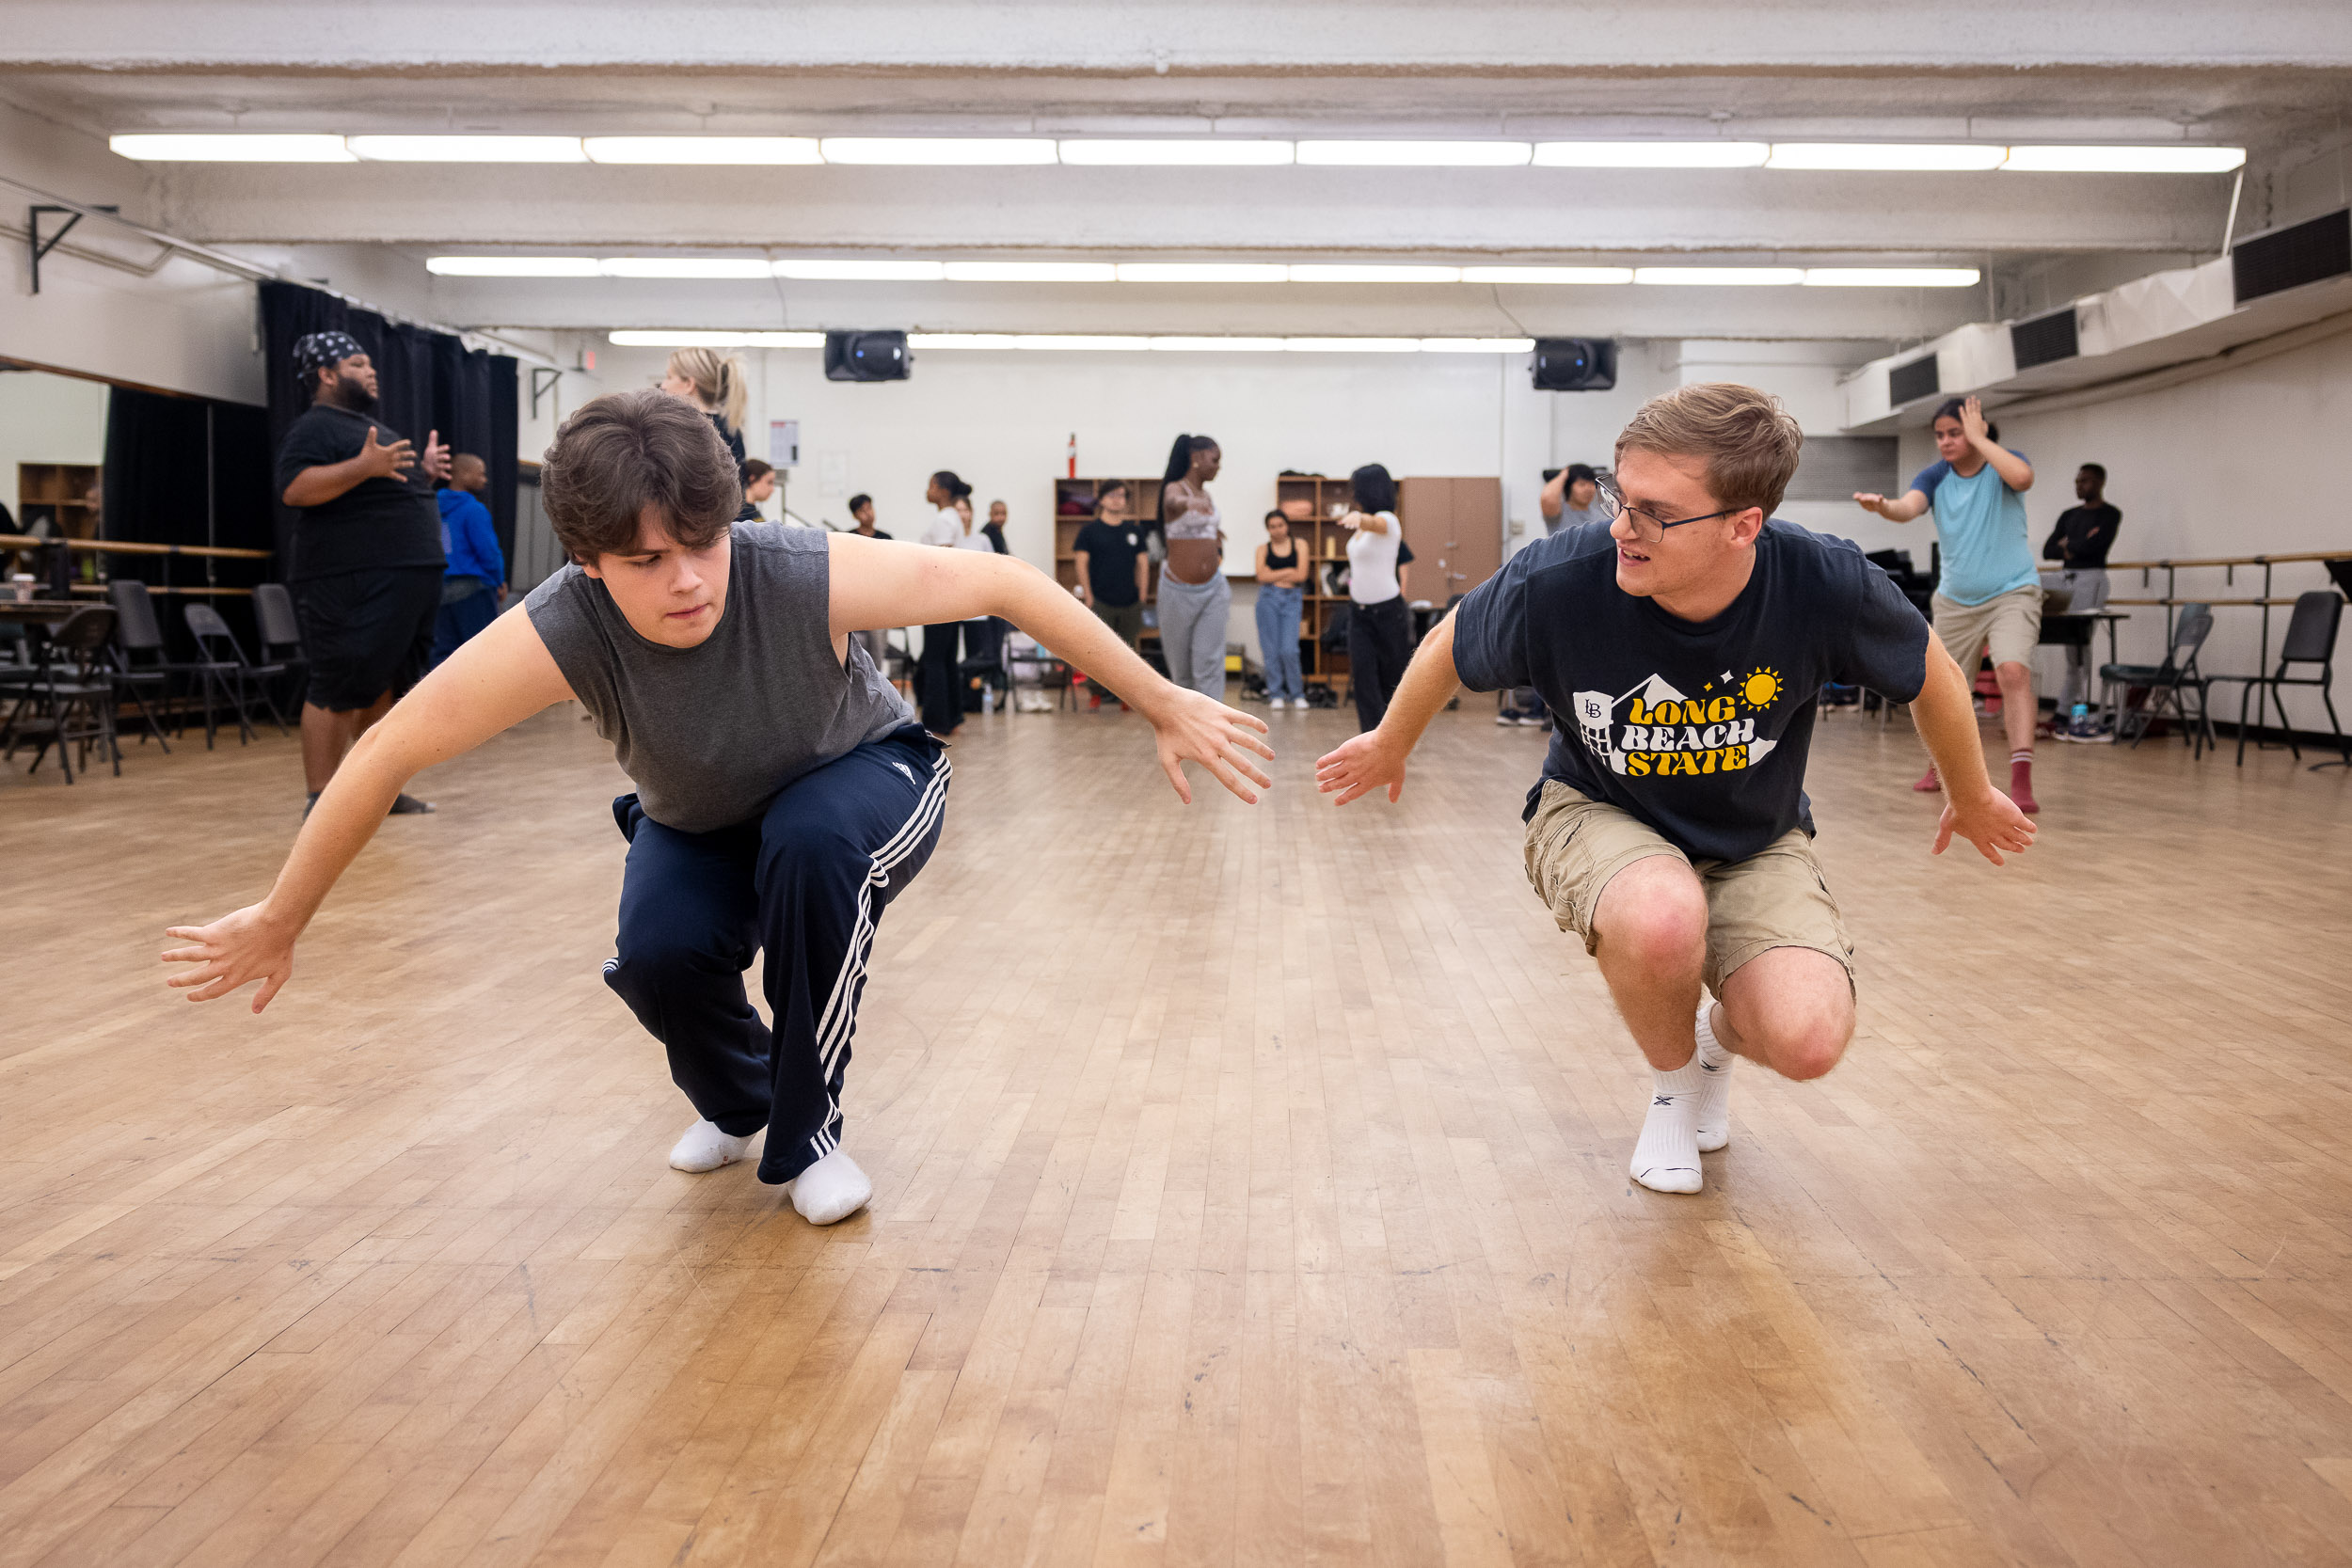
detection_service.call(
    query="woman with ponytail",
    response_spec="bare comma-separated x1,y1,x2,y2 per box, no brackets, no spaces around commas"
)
1154,433,1229,698
660,348,761,521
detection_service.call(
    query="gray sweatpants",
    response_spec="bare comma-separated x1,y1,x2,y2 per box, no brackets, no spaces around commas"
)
1155,572,1231,700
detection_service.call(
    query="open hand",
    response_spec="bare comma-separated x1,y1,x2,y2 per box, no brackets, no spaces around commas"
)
162,904,298,1012
1152,688,1274,804
1314,729,1408,805
1932,788,2037,864
1959,395,1990,446
1852,491,1888,515
421,428,453,483
359,424,415,480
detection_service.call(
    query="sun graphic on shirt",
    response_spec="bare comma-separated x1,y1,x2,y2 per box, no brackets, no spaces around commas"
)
1740,667,1784,709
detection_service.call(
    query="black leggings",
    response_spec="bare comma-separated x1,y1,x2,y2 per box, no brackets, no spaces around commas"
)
1347,596,1412,731
915,621,962,733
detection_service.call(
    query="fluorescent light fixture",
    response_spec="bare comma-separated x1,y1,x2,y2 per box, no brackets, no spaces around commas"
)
1460,265,1635,285
1287,264,1463,284
347,135,586,163
1148,337,1290,352
1296,141,1532,167
908,334,1022,348
1059,140,1294,166
1116,262,1292,283
1420,338,1536,353
109,133,354,163
774,259,948,281
1534,141,1769,168
1766,143,2005,171
427,256,603,277
2003,145,2246,174
584,136,822,165
597,258,775,279
1284,338,1425,353
1012,335,1153,351
820,137,1057,165
1632,267,1804,286
1804,267,1981,288
607,330,824,348
941,261,1120,282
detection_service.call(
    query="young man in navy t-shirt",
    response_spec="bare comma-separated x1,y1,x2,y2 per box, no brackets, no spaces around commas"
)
1317,384,2035,1196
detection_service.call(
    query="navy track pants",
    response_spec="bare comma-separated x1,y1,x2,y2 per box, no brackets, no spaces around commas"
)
601,725,949,1184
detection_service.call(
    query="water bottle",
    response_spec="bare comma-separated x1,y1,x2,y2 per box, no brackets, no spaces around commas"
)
2070,701,2089,736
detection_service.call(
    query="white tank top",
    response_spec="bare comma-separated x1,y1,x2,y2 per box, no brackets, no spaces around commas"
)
1165,497,1221,541
1346,513,1402,605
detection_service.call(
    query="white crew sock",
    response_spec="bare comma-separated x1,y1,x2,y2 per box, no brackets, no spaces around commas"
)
788,1148,873,1226
1631,1056,1707,1195
669,1118,755,1173
1693,999,1735,1154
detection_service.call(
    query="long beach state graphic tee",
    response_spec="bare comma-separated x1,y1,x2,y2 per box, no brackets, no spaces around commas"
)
1453,520,1931,863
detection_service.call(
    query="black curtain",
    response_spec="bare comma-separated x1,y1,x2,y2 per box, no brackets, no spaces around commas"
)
102,388,273,656
259,279,519,579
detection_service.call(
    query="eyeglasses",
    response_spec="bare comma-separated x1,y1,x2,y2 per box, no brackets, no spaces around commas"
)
1594,474,1744,545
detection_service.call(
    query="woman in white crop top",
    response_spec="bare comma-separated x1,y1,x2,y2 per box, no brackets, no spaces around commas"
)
1154,433,1232,698
1341,463,1413,730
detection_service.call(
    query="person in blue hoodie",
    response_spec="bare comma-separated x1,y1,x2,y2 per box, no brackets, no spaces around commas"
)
431,452,505,668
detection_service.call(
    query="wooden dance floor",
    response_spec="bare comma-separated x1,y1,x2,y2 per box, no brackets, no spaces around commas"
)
3,700,2349,1566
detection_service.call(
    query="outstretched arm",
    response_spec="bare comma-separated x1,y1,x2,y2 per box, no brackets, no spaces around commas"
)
161,607,575,1009
826,533,1271,804
1312,610,1463,804
1853,487,1931,523
1910,638,2036,864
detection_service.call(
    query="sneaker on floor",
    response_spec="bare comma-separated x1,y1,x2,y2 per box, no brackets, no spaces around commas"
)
1912,767,1942,793
670,1118,755,1173
1495,710,1519,726
389,793,435,815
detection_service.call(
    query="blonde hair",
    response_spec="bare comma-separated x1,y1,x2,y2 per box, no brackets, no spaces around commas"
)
665,347,749,431
1613,382,1804,517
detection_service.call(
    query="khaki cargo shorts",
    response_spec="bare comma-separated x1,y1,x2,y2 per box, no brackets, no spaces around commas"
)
1522,780,1855,995
1931,584,2042,673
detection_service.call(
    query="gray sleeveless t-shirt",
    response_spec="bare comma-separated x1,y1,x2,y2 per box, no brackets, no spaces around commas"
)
525,523,914,833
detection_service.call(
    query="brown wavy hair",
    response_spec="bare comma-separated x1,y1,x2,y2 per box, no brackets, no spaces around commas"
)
1614,382,1804,517
541,388,741,562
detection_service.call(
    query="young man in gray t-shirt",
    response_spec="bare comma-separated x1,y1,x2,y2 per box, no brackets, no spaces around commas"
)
164,390,1273,1228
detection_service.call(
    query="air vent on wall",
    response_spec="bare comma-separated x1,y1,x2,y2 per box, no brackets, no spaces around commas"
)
1888,354,1940,406
2232,209,2352,305
2010,309,2080,371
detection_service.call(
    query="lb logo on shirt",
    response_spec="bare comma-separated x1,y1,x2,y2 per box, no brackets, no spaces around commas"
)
1570,668,1784,778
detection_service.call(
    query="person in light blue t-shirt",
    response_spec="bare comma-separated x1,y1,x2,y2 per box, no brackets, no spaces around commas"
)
1853,395,2044,813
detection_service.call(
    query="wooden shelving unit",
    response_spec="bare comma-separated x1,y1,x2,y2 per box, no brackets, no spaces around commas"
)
16,463,103,586
1274,473,1359,695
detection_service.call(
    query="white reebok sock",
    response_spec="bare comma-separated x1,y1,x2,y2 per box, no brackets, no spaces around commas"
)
788,1148,873,1226
1631,1056,1707,1195
669,1118,755,1173
1693,1000,1735,1154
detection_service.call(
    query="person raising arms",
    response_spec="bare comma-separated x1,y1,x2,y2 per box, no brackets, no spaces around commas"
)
164,390,1272,1228
1317,384,2032,1196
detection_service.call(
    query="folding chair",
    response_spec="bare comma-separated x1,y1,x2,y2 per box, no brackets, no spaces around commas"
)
2,605,122,781
2208,590,2348,770
184,603,292,741
2099,602,2215,755
252,581,311,716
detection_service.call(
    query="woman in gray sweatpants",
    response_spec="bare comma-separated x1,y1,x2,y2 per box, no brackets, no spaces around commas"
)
1155,432,1231,699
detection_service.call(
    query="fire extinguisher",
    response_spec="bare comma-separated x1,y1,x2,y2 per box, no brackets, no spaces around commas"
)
1066,433,1077,479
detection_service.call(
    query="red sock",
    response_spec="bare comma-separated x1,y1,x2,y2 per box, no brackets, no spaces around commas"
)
2010,751,2038,812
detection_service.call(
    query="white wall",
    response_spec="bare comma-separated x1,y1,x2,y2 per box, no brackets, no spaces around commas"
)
0,369,109,523
1982,331,2352,732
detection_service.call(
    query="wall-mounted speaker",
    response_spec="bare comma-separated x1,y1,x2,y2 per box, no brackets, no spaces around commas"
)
823,331,911,382
1531,338,1617,391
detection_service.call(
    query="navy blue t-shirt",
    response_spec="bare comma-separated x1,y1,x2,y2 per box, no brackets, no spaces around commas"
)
1453,520,1931,863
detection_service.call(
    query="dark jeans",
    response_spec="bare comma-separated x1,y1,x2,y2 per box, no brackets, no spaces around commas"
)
429,577,498,669
916,621,962,732
601,727,949,1183
1347,595,1412,731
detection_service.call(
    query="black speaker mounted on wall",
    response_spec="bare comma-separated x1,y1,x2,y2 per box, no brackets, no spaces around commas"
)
823,330,912,382
1531,338,1617,391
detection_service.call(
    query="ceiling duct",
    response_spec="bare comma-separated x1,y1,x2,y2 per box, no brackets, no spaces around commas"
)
1887,354,1941,406
2231,208,2352,306
2009,308,2080,372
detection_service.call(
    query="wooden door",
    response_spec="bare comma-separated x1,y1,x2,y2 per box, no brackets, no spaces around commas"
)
1441,477,1502,603
1396,477,1454,607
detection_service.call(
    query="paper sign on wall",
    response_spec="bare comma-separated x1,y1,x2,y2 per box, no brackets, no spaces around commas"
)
818,451,848,497
768,420,801,467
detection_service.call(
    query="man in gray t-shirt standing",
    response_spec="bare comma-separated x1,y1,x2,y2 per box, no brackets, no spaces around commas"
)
163,389,1275,1230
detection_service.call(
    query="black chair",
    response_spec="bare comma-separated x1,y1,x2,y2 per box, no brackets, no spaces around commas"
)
184,603,292,739
2099,602,2215,755
2209,590,2348,770
111,579,232,746
2,605,122,781
252,582,310,715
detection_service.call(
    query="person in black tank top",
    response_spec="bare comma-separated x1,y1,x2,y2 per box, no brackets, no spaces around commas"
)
165,388,1276,1231
1255,510,1311,706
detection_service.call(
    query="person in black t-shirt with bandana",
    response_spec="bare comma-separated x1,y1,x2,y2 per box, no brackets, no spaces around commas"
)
1316,384,2035,1196
277,331,450,816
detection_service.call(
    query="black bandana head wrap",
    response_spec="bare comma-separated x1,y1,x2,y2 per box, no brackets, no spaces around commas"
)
294,331,365,378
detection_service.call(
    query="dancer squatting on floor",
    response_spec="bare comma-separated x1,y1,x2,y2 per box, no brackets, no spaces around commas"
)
163,389,1273,1227
1316,383,2035,1196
